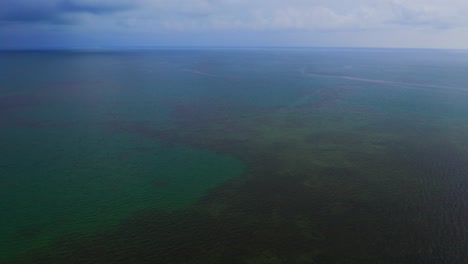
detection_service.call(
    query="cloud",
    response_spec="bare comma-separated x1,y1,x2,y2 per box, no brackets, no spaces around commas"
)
107,0,468,32
2,0,468,30
0,0,135,24
387,0,468,29
1,0,468,49
60,0,134,15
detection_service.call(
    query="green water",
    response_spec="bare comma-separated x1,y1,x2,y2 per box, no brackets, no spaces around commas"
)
1,123,244,260
1,48,467,263
0,51,246,261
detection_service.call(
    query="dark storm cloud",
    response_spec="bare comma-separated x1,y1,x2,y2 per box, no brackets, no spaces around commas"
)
0,0,134,24
59,1,133,15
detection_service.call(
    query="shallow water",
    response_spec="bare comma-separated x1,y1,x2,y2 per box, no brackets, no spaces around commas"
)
1,48,467,263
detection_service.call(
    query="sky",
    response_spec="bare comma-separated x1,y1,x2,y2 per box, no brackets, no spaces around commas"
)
1,0,468,49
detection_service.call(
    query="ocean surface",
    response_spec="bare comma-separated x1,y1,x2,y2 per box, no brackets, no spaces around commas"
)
1,48,467,263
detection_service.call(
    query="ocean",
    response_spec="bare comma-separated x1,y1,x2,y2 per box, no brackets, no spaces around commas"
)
1,48,467,263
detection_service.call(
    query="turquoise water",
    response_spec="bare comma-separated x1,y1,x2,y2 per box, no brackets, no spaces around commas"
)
1,48,467,263
0,50,246,261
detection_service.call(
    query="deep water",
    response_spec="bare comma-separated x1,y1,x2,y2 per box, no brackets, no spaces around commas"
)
1,48,467,263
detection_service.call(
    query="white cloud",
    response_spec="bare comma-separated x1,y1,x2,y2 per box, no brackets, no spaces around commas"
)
90,0,464,32
2,0,468,48
3,0,468,31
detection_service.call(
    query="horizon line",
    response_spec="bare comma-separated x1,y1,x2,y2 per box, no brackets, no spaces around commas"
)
1,45,467,52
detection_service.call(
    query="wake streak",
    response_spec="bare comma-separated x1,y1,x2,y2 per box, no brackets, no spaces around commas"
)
304,72,468,92
182,68,219,77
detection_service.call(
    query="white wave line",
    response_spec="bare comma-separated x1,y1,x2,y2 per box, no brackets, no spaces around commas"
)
182,68,219,77
306,73,468,92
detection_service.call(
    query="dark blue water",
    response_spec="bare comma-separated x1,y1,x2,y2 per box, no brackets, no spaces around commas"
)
1,48,467,263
